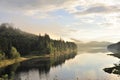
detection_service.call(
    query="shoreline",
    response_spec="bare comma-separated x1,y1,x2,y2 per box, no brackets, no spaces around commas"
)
0,57,28,68
0,54,50,68
0,52,76,68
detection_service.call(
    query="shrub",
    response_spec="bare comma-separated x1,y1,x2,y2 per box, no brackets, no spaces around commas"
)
9,47,20,59
0,51,5,60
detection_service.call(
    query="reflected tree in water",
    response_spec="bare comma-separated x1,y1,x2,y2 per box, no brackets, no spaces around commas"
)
0,53,77,80
0,63,20,80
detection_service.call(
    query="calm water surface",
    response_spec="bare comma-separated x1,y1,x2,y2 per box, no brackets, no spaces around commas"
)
1,48,120,80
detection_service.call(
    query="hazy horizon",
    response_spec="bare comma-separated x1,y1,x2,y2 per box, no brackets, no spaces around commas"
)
0,0,120,42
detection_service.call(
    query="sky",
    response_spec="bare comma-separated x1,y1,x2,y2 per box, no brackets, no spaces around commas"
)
0,0,120,42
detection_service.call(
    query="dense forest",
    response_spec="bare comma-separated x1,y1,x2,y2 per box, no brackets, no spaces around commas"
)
0,23,77,60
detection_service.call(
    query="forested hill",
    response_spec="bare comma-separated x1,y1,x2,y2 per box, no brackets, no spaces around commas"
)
0,23,77,58
107,42,120,53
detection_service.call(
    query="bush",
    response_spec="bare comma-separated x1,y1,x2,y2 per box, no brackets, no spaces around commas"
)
9,47,20,59
0,51,5,60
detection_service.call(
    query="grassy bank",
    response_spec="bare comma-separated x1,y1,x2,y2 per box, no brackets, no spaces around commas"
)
0,54,51,68
0,52,76,68
0,57,27,68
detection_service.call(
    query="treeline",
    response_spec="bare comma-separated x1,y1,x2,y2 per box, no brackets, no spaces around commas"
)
0,23,77,60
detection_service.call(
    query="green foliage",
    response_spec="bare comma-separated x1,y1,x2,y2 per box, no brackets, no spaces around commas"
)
0,51,5,60
0,74,8,80
9,47,20,59
0,23,77,57
0,63,20,80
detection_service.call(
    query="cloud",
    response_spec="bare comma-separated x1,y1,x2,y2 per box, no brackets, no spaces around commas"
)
74,5,120,15
0,0,79,12
0,0,119,17
0,0,120,42
0,0,81,19
69,29,78,33
70,38,83,43
100,22,113,26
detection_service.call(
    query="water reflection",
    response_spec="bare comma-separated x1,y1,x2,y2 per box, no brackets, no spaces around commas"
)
0,53,76,80
0,63,20,80
78,47,108,53
1,47,120,80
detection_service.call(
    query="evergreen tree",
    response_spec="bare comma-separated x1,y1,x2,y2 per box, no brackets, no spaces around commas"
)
0,23,77,57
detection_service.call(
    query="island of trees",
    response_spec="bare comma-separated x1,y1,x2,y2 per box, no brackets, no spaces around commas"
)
0,23,77,61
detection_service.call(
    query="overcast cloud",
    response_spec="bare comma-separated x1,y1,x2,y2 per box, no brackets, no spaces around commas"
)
0,0,120,42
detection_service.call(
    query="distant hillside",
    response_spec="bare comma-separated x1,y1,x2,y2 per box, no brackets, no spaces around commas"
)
107,42,120,53
77,41,111,49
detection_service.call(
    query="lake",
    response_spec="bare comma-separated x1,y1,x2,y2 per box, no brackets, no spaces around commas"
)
0,48,120,80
